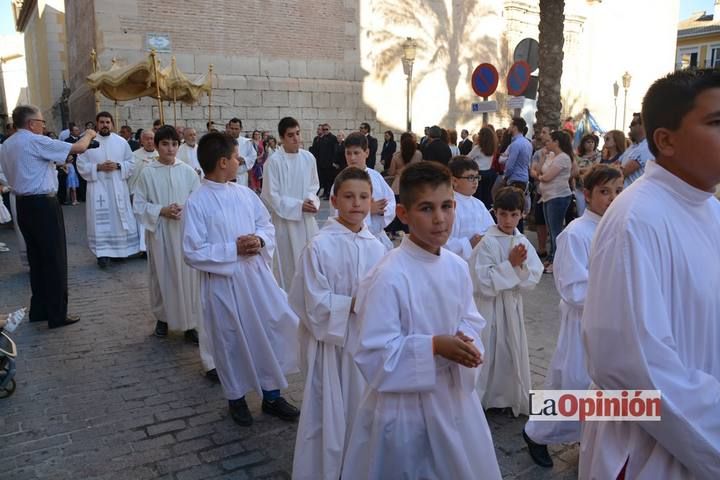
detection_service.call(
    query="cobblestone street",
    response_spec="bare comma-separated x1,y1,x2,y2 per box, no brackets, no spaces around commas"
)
0,201,578,479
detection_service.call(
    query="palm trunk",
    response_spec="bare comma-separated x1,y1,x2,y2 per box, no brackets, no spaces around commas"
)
536,0,565,130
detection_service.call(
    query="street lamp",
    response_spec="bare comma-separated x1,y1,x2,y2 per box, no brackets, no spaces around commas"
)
621,71,631,131
401,37,417,133
613,81,619,129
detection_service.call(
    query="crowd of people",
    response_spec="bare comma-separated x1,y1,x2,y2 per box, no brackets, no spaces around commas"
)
0,66,719,479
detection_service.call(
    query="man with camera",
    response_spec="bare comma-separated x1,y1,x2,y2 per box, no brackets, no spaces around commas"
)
0,105,97,329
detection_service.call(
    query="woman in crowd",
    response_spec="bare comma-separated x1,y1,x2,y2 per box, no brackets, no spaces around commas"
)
537,131,574,274
600,130,626,165
249,130,265,193
385,132,422,238
574,134,601,215
380,130,397,173
448,128,460,156
468,127,497,210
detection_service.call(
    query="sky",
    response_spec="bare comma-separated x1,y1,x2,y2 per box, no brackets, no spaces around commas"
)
679,0,716,19
0,0,714,35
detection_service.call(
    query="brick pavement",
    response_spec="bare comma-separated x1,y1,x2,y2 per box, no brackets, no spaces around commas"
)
0,200,578,479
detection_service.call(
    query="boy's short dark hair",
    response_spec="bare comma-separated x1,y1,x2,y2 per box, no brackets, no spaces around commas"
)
154,125,180,147
399,161,452,207
229,117,242,127
582,163,623,191
153,119,162,127
642,68,720,156
278,116,300,137
344,131,368,150
448,155,478,177
494,186,524,211
197,132,236,175
96,111,114,124
333,166,372,194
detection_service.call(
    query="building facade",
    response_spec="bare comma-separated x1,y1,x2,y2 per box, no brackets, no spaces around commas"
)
14,0,679,139
676,1,720,70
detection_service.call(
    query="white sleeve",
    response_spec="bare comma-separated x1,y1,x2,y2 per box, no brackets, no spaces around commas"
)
470,238,523,297
553,229,588,307
260,156,304,221
132,171,162,232
181,198,237,276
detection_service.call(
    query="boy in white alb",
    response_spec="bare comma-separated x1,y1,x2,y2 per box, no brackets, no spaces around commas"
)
289,167,385,480
342,162,501,480
131,126,215,374
522,164,623,468
182,132,300,426
470,187,543,417
261,117,320,290
445,156,495,260
331,132,396,250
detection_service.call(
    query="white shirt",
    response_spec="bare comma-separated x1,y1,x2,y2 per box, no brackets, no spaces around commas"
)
177,143,201,172
0,129,72,195
468,146,493,171
59,129,70,142
620,138,654,187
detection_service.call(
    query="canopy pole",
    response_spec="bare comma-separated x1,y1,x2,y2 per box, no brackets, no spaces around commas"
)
150,49,165,124
90,49,100,114
207,64,214,128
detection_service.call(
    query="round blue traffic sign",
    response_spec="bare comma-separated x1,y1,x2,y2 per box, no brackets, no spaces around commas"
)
507,60,531,96
471,63,499,98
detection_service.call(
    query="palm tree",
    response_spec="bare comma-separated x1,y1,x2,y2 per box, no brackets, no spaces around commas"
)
536,0,566,130
367,0,497,127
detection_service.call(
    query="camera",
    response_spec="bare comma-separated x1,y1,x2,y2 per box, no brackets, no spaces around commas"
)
87,140,100,149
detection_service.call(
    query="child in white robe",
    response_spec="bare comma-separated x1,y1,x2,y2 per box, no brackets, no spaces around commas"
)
131,126,215,376
331,132,396,250
342,162,502,480
182,132,300,426
445,156,495,260
470,186,543,417
289,167,385,480
260,117,320,291
523,165,623,467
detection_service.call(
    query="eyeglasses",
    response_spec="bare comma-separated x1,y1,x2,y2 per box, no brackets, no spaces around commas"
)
457,175,480,181
29,118,46,125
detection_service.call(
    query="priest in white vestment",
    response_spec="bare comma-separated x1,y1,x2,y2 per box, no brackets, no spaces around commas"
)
132,126,214,372
177,128,202,175
445,157,495,260
580,71,720,480
226,118,256,186
76,113,139,265
261,118,320,290
289,168,386,480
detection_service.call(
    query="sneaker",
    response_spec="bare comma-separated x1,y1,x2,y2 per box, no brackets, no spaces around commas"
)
523,429,554,468
261,396,300,421
184,329,199,344
97,257,110,269
154,321,168,337
229,398,253,426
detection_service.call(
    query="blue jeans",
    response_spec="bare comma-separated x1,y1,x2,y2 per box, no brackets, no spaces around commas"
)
543,195,572,262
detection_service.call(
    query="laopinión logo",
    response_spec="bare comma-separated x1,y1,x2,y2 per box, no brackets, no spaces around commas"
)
529,390,661,421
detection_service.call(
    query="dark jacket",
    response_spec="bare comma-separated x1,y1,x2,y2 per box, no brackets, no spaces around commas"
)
366,134,378,169
380,140,397,170
459,138,473,155
422,139,452,165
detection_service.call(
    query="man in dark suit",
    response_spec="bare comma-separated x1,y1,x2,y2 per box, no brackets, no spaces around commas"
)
316,123,338,199
459,129,473,155
359,122,378,169
422,125,452,165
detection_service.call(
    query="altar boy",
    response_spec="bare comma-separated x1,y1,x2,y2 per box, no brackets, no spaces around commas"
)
182,132,300,426
342,161,501,480
290,167,385,480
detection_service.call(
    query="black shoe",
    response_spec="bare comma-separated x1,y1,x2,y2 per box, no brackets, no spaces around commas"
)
523,429,554,468
154,321,168,337
205,368,220,383
184,329,199,344
229,398,253,426
49,315,80,329
262,396,300,421
97,257,110,269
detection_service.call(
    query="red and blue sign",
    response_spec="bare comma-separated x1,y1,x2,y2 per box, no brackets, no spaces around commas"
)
507,60,531,97
471,63,499,98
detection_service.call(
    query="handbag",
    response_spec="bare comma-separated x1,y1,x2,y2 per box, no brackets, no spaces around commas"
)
0,201,11,224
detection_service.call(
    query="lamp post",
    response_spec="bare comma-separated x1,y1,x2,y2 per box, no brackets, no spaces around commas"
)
613,81,619,129
622,71,631,131
401,37,417,133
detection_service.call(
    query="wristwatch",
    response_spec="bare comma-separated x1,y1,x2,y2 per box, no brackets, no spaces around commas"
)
257,236,265,248
116,163,121,170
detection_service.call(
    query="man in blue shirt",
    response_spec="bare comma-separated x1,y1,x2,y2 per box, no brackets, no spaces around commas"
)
502,117,532,231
